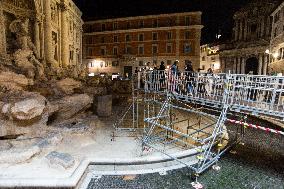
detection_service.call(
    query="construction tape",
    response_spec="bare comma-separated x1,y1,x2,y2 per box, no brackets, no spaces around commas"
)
226,119,284,136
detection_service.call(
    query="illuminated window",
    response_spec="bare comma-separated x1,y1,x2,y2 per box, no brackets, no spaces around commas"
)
184,44,191,53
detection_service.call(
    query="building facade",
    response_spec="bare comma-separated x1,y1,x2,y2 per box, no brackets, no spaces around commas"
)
0,0,83,69
200,44,220,73
219,0,279,75
270,1,284,74
83,12,203,76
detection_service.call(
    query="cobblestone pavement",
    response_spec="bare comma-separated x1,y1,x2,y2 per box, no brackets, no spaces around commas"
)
87,119,284,189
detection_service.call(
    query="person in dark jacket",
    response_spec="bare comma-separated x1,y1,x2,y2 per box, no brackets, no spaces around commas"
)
159,61,166,88
185,61,194,94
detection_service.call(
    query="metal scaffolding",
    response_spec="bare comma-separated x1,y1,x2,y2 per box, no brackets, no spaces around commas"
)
114,70,284,175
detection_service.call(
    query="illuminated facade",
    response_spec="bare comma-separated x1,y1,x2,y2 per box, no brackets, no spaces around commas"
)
83,12,203,76
219,0,279,75
0,0,83,69
270,1,284,74
200,44,220,73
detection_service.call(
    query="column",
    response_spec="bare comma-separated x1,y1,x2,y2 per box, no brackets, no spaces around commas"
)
239,20,243,40
260,19,264,37
258,54,263,75
236,57,240,74
39,20,44,59
43,0,57,67
243,21,247,40
34,17,41,59
79,28,83,64
0,7,6,55
233,57,237,74
235,21,239,41
241,57,245,74
60,3,69,68
263,55,268,75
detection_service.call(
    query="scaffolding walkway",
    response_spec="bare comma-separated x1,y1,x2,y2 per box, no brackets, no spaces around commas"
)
114,70,284,175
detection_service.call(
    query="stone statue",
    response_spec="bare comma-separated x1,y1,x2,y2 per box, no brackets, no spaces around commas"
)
9,18,45,80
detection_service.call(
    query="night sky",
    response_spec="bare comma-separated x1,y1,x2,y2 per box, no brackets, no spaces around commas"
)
74,0,251,44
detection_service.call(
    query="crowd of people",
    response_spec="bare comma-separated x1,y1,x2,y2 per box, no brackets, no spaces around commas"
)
135,60,216,96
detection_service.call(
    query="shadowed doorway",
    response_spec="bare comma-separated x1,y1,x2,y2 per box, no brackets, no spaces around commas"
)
245,57,259,74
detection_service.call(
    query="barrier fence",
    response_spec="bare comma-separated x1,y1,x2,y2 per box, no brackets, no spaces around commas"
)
115,70,284,176
142,70,284,120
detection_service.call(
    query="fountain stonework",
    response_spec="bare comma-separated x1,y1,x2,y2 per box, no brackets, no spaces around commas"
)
0,0,86,79
0,0,91,138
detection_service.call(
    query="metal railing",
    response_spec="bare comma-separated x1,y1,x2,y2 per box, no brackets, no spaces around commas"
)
143,70,284,120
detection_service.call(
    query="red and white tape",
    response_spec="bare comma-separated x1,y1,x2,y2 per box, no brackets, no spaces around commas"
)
227,119,284,136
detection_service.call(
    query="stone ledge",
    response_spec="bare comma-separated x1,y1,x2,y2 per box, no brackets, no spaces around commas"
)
0,147,199,188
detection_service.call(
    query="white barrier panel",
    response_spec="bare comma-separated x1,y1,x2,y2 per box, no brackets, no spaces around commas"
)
142,71,284,119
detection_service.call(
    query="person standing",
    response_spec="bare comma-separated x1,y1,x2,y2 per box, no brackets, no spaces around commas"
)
159,61,166,89
170,61,180,92
185,61,194,95
205,68,214,96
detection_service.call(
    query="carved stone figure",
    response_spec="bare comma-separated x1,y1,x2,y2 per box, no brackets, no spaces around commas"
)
10,18,44,80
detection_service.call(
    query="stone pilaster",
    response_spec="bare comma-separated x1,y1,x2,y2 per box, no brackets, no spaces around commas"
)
263,55,268,75
233,57,237,74
60,2,69,68
258,54,263,75
236,57,239,74
235,21,239,41
0,6,6,56
241,57,245,74
43,0,57,67
244,21,247,40
39,20,44,59
239,20,243,41
260,19,264,37
34,17,41,59
79,28,83,64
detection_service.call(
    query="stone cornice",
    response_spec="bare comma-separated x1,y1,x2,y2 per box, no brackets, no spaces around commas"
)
85,12,202,24
2,1,36,17
84,25,203,35
220,46,268,57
